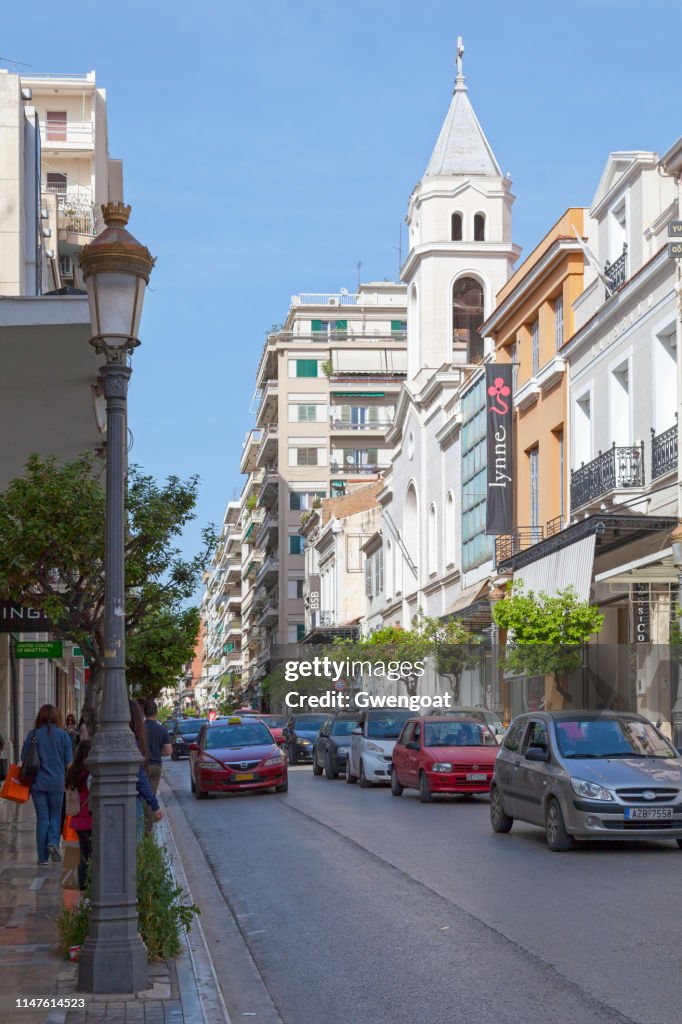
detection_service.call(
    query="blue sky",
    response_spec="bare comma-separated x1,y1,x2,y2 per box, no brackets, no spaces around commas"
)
3,0,680,562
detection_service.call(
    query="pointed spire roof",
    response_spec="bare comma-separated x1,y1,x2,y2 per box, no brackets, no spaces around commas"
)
424,38,502,179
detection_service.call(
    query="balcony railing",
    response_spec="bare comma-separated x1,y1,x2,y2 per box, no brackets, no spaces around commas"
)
329,418,392,431
570,442,644,510
604,244,627,298
329,462,382,476
545,515,564,538
495,527,544,566
651,421,677,480
294,293,360,306
40,120,94,145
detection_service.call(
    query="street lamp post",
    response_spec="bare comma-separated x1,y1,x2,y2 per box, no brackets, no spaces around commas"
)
671,530,682,749
76,203,155,993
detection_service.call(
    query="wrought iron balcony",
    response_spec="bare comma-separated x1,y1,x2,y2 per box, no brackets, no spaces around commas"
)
495,527,544,566
651,420,677,480
570,442,644,510
545,515,565,538
604,244,627,298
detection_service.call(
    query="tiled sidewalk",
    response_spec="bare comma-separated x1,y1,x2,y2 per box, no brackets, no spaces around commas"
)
0,798,227,1024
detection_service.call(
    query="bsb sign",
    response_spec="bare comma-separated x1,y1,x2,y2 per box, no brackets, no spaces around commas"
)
0,601,50,634
485,364,514,535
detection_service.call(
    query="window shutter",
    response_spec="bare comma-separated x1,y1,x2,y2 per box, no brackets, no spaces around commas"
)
365,558,373,597
311,320,324,334
368,406,379,424
368,448,378,465
341,404,351,423
296,359,318,378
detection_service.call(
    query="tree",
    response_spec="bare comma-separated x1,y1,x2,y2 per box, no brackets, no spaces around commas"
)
127,606,200,702
492,582,604,703
418,613,479,704
0,453,215,729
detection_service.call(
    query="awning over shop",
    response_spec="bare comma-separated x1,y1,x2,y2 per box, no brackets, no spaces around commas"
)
444,581,490,618
514,534,596,601
595,547,676,585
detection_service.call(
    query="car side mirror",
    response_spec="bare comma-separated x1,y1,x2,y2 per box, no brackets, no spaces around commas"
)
188,742,199,752
352,727,363,736
525,746,550,763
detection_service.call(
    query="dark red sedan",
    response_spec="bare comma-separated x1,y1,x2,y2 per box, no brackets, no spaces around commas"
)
391,716,499,803
189,717,288,799
256,714,287,746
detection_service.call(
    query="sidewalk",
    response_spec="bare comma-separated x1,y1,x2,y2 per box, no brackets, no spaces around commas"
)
0,798,229,1024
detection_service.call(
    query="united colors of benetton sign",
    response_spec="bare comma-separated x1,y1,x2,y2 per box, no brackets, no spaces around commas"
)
485,364,513,535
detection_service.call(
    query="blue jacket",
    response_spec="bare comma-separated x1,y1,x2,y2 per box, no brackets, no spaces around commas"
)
137,766,160,812
21,724,72,792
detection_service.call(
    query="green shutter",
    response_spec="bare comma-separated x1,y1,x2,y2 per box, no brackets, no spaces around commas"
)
296,624,306,641
311,320,324,333
296,359,318,378
368,448,378,464
391,320,406,333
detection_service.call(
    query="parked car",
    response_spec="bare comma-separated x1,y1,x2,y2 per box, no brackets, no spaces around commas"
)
346,709,415,787
312,713,360,778
171,718,208,760
189,715,288,799
490,710,682,851
282,714,327,764
391,716,499,802
425,706,506,741
257,714,287,746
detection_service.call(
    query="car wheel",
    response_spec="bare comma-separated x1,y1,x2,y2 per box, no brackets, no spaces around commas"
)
312,752,323,776
195,780,209,801
390,767,403,797
325,755,338,780
275,778,289,793
545,797,574,852
359,761,371,788
418,771,431,804
171,750,179,762
345,761,357,784
288,745,298,766
490,786,513,833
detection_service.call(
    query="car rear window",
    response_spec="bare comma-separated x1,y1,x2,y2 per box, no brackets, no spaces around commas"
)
204,722,273,748
294,716,326,730
366,712,413,739
332,719,359,736
178,720,206,734
424,721,495,747
260,715,286,727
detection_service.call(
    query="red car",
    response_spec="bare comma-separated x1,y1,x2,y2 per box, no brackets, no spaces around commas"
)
189,716,288,799
256,714,287,746
391,716,499,803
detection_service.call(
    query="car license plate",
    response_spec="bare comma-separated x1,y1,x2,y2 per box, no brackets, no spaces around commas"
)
466,773,487,782
234,772,254,782
624,807,673,820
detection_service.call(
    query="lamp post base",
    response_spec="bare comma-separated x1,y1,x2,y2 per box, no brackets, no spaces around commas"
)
78,935,148,994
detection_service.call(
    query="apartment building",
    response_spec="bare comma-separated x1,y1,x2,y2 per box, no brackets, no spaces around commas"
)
243,283,407,690
0,68,124,755
200,502,243,707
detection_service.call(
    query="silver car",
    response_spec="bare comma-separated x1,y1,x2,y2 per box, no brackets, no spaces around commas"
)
490,711,682,851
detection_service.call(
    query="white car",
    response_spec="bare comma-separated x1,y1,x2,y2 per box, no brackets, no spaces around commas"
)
346,709,415,787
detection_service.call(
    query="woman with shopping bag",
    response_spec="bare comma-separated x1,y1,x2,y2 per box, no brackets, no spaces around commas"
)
20,705,73,865
64,740,92,890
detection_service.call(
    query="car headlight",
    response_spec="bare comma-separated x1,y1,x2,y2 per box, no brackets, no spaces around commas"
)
175,736,184,743
263,753,286,766
198,760,221,770
366,742,384,753
431,763,453,772
570,778,614,801
297,738,310,746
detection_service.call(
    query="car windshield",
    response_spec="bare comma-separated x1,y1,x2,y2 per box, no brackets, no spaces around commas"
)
332,719,359,736
294,716,325,731
555,718,676,759
204,723,273,749
367,713,413,739
260,716,286,728
178,720,206,734
424,722,495,747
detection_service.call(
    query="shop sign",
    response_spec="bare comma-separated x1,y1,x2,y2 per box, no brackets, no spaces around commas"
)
0,601,50,633
633,583,650,643
15,640,63,659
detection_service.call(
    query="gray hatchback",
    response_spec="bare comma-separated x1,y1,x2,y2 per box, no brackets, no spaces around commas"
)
490,711,682,851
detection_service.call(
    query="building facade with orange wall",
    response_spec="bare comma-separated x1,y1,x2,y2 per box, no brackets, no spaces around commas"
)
481,208,586,559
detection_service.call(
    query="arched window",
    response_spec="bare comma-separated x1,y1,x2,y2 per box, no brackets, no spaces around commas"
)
445,491,455,566
386,540,393,598
452,276,485,363
474,213,486,241
428,503,438,575
451,212,463,241
404,484,419,584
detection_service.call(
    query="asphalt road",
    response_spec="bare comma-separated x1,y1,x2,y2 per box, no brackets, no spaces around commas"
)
165,759,682,1024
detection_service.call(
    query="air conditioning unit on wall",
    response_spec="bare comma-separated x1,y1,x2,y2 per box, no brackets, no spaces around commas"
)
328,297,340,306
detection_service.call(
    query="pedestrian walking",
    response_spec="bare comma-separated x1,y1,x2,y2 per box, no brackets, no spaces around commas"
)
142,700,172,835
128,699,163,841
20,705,73,865
65,740,92,890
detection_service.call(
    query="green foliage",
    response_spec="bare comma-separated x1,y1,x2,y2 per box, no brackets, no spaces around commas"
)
492,582,604,688
321,359,334,378
418,613,479,704
0,453,215,723
245,494,258,511
128,606,200,702
56,837,200,961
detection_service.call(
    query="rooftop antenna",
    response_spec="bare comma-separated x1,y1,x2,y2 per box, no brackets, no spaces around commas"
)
0,56,32,70
392,224,403,279
356,260,362,291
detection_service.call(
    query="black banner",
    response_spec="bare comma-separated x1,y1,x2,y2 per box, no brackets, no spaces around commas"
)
0,601,50,633
485,363,513,535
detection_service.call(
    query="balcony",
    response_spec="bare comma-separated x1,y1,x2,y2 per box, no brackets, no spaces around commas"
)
329,458,383,477
256,599,279,627
495,527,545,566
257,465,279,508
256,424,278,467
570,442,644,511
242,551,264,581
329,416,392,434
256,380,279,427
604,244,628,298
256,554,279,587
255,511,279,551
651,422,677,480
40,119,95,149
240,429,261,474
293,293,360,306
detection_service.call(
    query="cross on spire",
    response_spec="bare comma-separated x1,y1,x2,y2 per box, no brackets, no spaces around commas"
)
455,35,466,92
